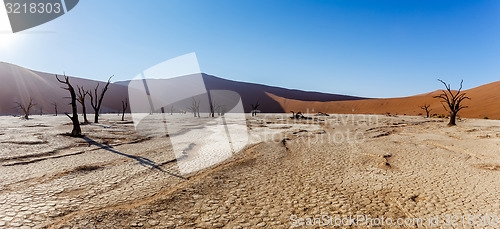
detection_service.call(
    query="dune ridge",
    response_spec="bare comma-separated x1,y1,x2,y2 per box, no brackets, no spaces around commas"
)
1,61,499,119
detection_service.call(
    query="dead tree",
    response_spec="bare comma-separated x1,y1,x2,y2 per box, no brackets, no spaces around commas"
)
211,101,219,116
15,97,36,119
214,103,225,116
433,79,470,126
251,101,260,117
56,74,82,137
170,105,174,115
213,103,219,116
121,99,128,121
77,86,90,124
187,98,200,117
52,102,58,116
39,106,43,116
419,104,432,118
89,76,112,123
197,102,200,117
218,105,226,116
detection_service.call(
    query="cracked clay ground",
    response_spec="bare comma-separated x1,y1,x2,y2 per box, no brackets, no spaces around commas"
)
0,114,499,228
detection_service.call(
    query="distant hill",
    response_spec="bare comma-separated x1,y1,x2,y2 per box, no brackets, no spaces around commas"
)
116,74,367,113
0,62,127,115
0,61,366,115
1,61,499,119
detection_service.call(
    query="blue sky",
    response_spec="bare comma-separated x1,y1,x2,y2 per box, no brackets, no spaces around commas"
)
0,0,499,98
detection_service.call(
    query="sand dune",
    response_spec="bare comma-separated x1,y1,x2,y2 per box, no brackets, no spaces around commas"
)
268,80,500,119
2,62,500,228
0,62,365,115
2,61,499,119
0,62,128,115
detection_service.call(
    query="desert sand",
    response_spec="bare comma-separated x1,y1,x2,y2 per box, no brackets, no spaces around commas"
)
0,113,499,228
268,79,500,119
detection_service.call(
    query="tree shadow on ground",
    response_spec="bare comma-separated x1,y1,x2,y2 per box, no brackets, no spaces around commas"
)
82,137,186,180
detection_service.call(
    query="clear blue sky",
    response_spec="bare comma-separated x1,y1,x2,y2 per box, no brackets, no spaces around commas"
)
0,0,499,98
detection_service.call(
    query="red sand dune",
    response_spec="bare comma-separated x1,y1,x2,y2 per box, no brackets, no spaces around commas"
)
1,61,499,119
267,80,500,119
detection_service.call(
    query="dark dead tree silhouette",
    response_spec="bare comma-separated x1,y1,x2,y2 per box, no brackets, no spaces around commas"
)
15,97,35,119
251,101,260,117
89,76,112,123
56,74,82,137
39,106,43,116
434,79,470,126
419,104,432,118
213,102,219,116
52,102,58,116
121,99,128,121
208,95,215,118
209,104,215,117
77,86,90,124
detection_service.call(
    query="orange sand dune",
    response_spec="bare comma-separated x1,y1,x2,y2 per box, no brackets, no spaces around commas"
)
268,81,500,119
2,61,499,119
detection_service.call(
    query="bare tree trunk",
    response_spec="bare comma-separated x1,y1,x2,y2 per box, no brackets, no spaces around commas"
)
15,98,35,120
82,105,89,124
77,86,90,124
121,99,128,121
448,112,457,126
89,76,112,123
419,104,432,118
52,103,58,116
251,101,260,117
434,79,470,127
56,75,81,137
188,98,200,117
70,112,82,136
207,90,214,117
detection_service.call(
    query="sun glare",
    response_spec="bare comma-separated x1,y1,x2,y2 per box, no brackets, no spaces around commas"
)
0,3,16,49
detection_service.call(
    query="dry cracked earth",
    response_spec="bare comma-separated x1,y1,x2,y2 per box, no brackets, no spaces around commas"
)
0,114,499,228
